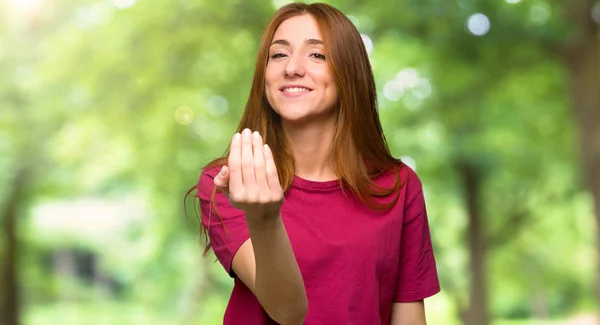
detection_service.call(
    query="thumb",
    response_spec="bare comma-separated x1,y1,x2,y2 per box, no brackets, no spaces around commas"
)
214,165,230,195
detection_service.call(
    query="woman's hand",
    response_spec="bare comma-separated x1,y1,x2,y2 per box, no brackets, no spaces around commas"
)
213,128,284,220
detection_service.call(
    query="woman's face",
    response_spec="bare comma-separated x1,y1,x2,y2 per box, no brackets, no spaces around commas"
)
264,14,338,125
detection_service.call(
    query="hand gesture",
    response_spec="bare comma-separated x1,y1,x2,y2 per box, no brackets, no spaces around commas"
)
213,128,284,219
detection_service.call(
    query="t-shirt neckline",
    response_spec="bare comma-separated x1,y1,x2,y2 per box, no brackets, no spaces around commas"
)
292,175,341,190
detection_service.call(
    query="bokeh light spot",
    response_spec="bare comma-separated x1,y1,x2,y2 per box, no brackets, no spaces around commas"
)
396,68,420,89
206,95,229,117
383,81,404,102
412,78,432,99
528,3,551,25
467,13,491,36
175,106,194,125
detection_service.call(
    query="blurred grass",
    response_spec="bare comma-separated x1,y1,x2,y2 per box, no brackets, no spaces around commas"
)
25,302,173,325
25,301,589,325
27,295,592,325
24,296,229,325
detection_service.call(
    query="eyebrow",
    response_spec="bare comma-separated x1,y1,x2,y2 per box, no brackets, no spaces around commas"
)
270,38,323,46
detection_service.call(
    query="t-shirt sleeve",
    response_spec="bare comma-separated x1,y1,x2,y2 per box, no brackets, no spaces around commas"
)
394,168,441,302
197,167,250,277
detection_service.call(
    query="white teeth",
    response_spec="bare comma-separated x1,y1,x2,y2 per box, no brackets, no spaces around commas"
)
283,87,310,93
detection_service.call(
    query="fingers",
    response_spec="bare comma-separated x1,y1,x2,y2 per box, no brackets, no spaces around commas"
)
214,165,230,196
240,128,256,186
228,133,242,191
252,131,268,190
227,129,280,201
263,144,282,191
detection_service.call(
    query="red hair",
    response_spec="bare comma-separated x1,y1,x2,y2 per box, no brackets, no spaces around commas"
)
185,3,405,254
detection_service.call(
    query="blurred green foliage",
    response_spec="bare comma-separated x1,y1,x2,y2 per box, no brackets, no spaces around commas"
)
0,0,597,324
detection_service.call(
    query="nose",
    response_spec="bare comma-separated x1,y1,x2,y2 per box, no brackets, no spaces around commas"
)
284,53,305,77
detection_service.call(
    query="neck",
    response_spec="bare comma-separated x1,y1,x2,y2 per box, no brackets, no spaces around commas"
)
281,118,337,182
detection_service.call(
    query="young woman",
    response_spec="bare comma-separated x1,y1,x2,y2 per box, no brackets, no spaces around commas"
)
194,3,440,324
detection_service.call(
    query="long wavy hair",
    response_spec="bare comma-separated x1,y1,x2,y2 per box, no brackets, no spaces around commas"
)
185,2,405,254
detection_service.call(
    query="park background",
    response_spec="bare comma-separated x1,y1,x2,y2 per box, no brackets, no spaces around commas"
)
1,0,600,324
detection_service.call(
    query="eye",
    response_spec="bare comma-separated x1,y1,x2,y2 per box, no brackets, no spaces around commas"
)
310,52,326,60
270,52,287,59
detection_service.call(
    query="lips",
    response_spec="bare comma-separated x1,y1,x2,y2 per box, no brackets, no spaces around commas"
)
279,84,314,93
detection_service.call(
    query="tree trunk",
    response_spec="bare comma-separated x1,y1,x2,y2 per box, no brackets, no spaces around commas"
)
0,168,28,325
561,0,600,322
458,161,489,325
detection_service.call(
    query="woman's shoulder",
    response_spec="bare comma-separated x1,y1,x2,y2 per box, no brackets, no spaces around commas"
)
375,161,422,190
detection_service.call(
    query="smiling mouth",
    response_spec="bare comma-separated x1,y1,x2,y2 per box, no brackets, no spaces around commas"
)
280,87,313,93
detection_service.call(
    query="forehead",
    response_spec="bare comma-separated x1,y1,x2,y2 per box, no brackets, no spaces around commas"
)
273,14,322,41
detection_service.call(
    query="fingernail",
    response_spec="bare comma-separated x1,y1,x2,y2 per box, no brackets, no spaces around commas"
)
233,133,241,141
219,166,226,175
253,131,260,138
243,128,251,136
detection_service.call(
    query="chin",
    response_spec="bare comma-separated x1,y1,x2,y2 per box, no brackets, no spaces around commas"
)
279,110,337,127
273,103,310,119
278,113,312,124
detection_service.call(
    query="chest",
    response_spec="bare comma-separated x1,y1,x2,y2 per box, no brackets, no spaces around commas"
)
280,189,405,279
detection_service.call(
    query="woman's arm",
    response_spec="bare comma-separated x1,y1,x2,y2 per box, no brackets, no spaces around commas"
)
390,300,427,325
215,130,307,325
232,218,307,325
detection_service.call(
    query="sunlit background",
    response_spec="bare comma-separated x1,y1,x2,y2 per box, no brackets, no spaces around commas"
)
2,0,599,324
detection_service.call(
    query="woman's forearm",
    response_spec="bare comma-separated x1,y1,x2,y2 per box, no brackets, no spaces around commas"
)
247,213,307,325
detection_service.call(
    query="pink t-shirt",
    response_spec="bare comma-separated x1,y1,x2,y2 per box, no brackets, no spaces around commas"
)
197,163,440,325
